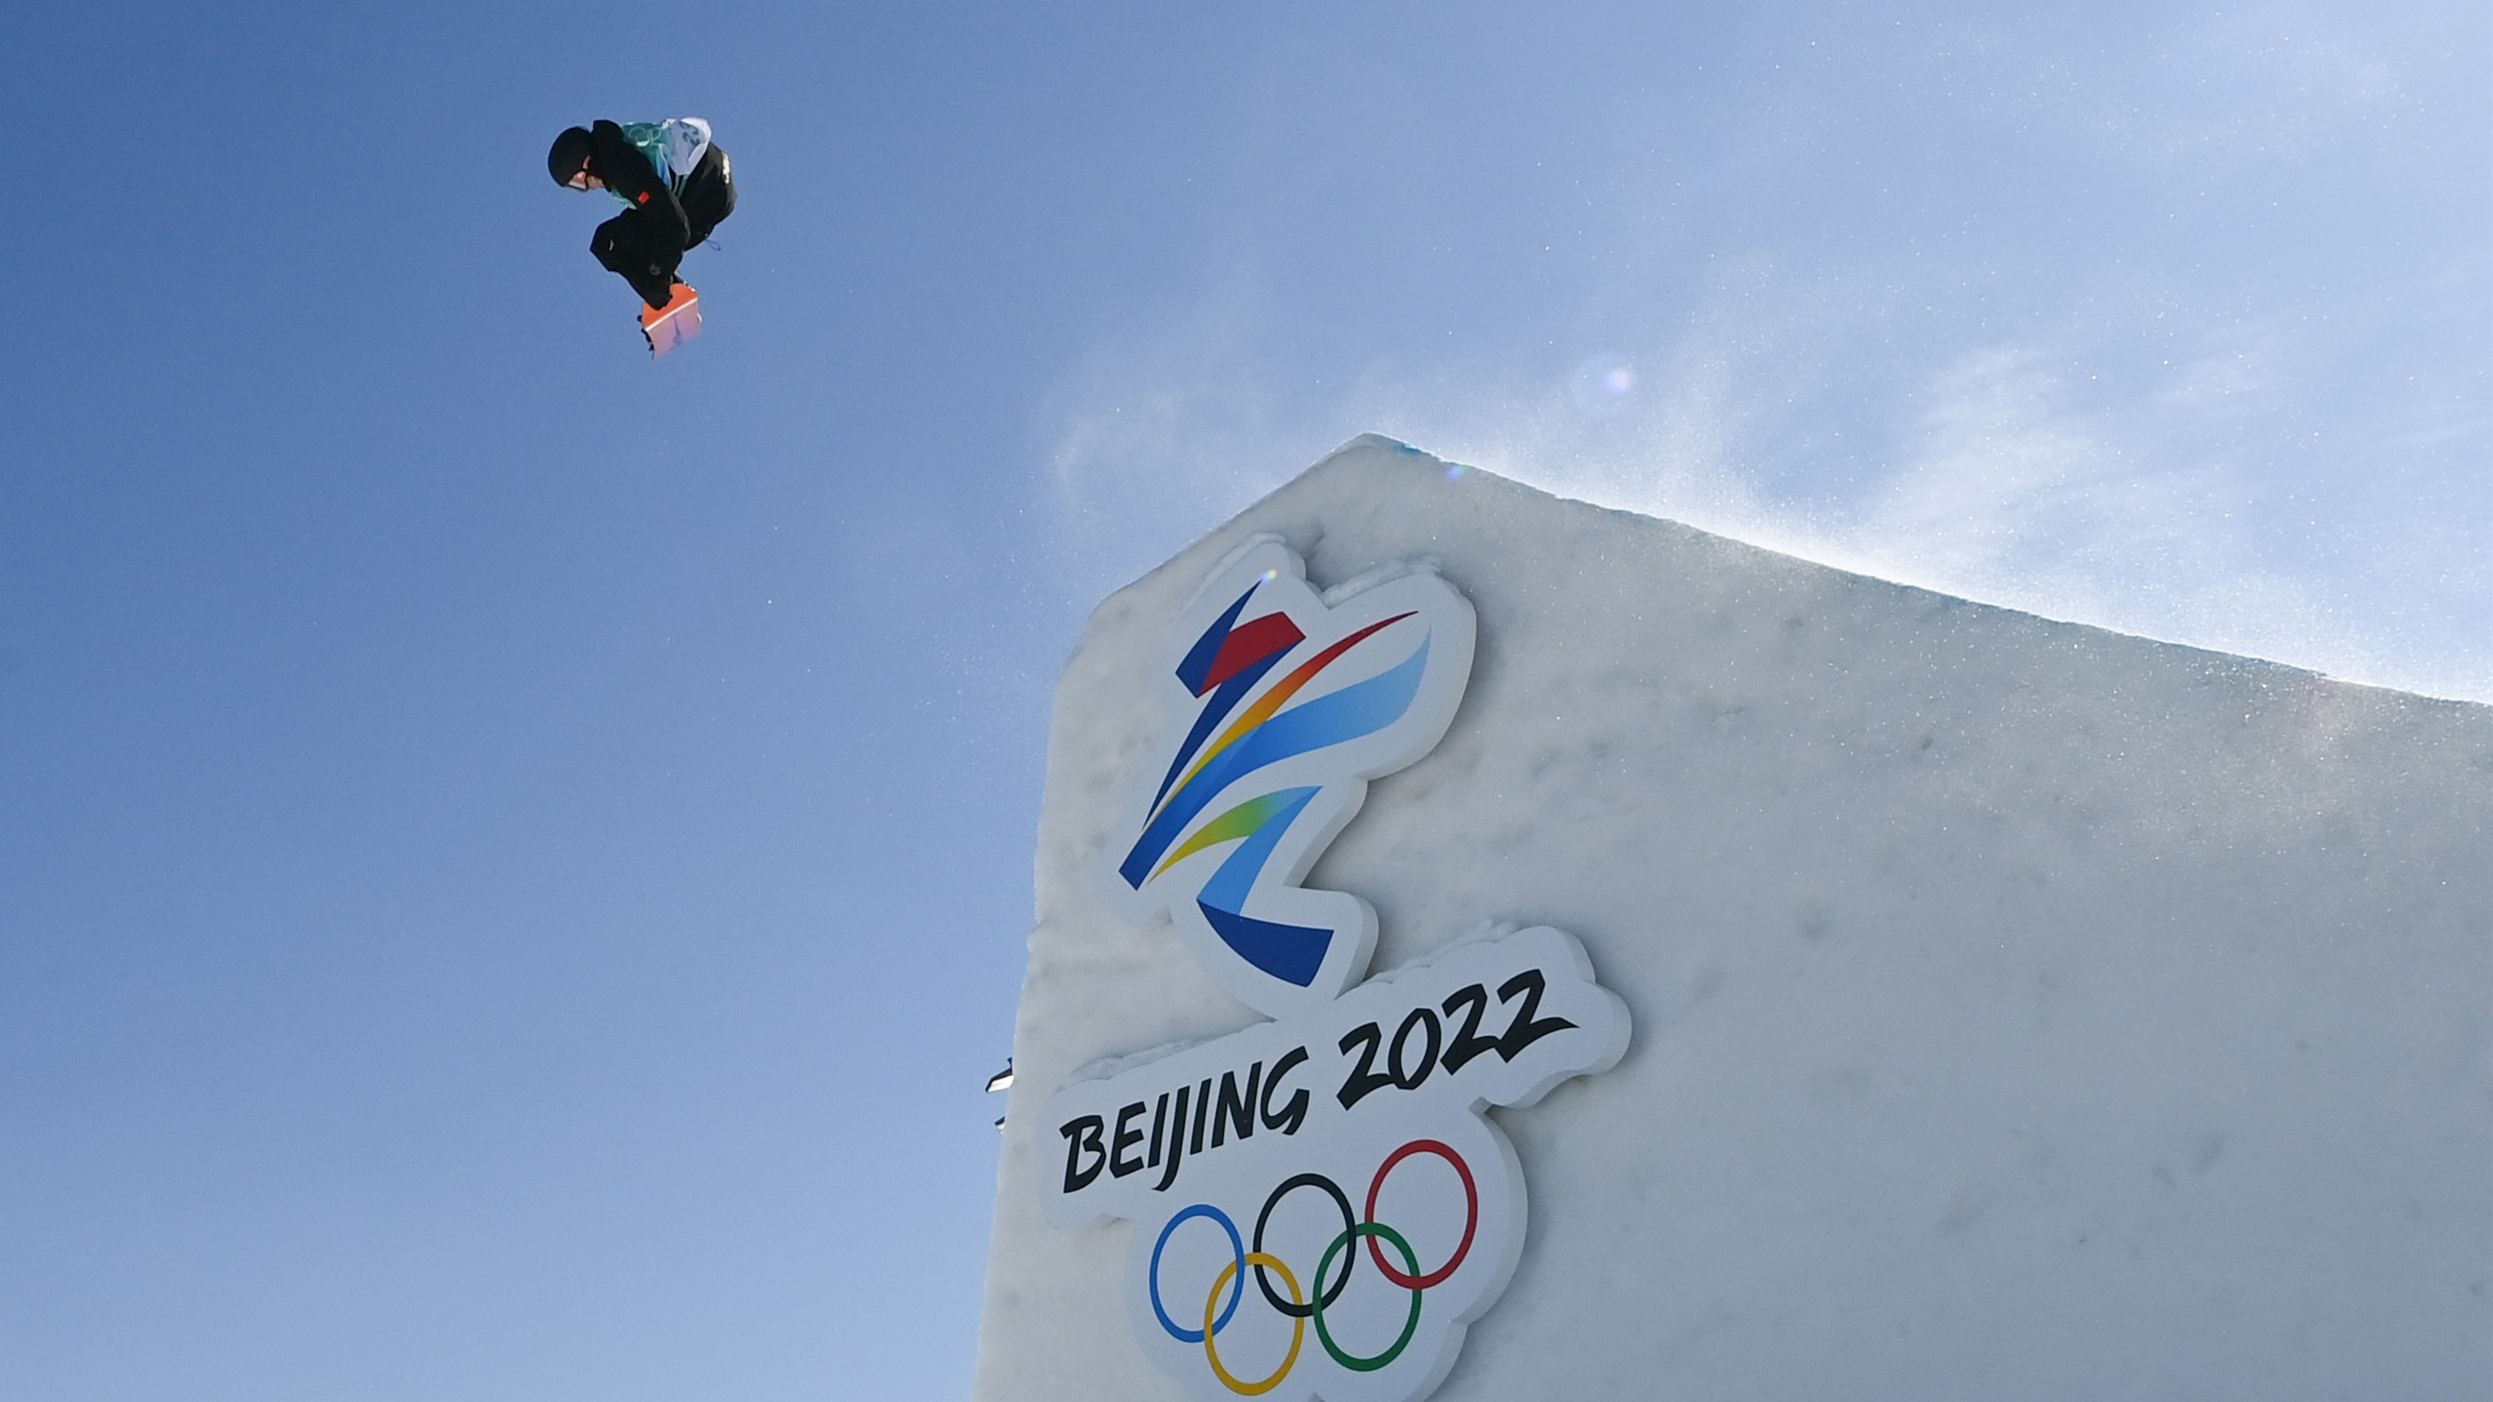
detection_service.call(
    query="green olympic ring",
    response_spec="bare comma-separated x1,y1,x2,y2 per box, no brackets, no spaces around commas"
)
1309,1221,1424,1372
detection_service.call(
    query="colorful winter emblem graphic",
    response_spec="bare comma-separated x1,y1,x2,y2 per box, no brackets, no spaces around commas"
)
1044,538,1632,1402
1109,538,1476,1019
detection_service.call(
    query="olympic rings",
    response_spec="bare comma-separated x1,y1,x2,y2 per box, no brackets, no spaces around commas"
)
1363,1138,1477,1288
1202,1253,1304,1395
1252,1173,1357,1317
1312,1222,1424,1372
1147,1139,1480,1392
1151,1204,1245,1343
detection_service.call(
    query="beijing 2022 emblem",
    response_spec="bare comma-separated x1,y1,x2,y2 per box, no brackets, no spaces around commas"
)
1041,538,1631,1402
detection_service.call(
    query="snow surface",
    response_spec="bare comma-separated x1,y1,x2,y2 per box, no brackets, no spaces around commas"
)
976,436,2492,1401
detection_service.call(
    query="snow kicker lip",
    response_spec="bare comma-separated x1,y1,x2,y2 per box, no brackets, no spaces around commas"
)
1108,538,1477,1020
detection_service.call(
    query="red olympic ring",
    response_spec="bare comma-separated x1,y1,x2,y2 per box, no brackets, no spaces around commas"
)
1362,1138,1477,1289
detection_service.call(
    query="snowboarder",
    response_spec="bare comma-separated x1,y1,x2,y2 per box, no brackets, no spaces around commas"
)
548,118,736,353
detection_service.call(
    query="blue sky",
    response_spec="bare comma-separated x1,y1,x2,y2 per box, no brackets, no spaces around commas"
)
1,3,2482,1399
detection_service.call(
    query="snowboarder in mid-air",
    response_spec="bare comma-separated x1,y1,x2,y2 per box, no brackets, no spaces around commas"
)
549,118,736,355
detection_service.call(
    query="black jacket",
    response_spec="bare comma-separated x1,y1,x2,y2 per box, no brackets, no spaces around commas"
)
588,120,736,258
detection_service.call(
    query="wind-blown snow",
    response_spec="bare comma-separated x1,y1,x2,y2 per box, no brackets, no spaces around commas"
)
978,436,2491,1401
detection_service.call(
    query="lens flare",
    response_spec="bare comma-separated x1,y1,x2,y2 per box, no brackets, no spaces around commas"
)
1567,354,1637,418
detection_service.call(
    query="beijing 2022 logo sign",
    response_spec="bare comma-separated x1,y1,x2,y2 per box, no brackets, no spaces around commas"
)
1041,538,1631,1402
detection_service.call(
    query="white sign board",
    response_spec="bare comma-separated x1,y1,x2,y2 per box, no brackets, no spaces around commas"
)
1040,539,1629,1402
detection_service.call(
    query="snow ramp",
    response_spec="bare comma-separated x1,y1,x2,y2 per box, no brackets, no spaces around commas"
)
977,436,2490,1402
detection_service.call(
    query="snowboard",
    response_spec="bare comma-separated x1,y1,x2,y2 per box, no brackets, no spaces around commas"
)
639,283,702,357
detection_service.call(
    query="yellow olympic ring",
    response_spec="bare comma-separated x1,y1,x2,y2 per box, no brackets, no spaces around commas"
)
1202,1251,1305,1396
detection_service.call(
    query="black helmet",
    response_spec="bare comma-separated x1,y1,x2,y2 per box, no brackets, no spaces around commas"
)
547,127,594,185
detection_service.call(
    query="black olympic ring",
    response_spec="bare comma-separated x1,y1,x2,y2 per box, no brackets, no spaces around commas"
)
1251,1173,1358,1317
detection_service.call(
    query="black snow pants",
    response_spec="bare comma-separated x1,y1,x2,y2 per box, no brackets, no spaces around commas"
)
591,211,681,309
591,146,737,309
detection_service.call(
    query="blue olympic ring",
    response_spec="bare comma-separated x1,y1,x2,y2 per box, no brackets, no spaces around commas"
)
1150,1203,1246,1343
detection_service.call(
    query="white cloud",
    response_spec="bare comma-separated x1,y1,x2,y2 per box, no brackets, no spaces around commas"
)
1028,1,2488,702
1038,273,2486,701
1838,339,2382,678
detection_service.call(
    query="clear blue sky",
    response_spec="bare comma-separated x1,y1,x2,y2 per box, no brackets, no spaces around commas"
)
2,3,2482,1399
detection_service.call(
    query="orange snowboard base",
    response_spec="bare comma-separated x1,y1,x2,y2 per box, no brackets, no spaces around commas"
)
640,283,702,357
